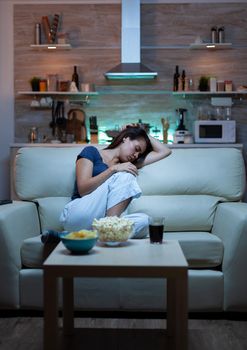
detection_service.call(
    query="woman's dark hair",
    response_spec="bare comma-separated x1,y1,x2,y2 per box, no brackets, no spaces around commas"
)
105,126,153,164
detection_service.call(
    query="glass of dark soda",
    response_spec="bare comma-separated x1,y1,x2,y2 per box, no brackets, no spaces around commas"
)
149,217,165,244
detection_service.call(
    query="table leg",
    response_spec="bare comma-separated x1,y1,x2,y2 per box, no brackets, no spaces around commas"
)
43,270,59,350
63,277,74,335
167,273,188,350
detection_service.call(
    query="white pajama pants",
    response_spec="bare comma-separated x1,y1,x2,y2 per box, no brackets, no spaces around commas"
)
60,172,149,238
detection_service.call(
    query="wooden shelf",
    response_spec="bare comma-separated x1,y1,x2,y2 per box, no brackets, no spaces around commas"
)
30,44,71,50
18,91,98,96
173,91,247,96
18,91,98,104
26,44,246,51
189,43,232,50
18,90,247,98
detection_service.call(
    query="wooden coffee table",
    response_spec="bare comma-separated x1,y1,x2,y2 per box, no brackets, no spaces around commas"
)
43,239,188,350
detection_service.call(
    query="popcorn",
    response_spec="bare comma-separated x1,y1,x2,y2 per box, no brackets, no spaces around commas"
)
65,230,97,240
92,216,133,242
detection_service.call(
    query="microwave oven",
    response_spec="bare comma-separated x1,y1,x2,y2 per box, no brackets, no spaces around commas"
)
194,120,236,143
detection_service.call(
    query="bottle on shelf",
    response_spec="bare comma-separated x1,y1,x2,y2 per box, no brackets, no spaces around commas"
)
211,26,218,43
178,76,183,91
218,27,225,43
35,23,41,45
184,77,189,91
181,70,186,90
173,65,180,92
71,66,80,90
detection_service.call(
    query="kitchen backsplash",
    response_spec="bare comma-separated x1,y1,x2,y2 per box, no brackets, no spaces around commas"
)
14,3,247,152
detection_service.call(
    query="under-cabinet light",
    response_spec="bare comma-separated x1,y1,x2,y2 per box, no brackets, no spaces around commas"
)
48,46,57,50
206,45,216,48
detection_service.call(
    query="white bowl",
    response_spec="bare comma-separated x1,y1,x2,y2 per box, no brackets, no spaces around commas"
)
92,216,133,245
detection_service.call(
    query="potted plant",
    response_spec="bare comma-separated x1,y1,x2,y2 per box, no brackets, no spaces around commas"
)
198,76,209,91
29,76,41,91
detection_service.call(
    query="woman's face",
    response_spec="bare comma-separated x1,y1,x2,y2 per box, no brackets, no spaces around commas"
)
119,137,147,163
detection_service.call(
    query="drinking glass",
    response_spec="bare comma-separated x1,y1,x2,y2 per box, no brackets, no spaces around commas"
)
149,217,165,244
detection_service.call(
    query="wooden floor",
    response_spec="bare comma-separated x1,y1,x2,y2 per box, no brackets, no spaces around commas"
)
0,314,247,350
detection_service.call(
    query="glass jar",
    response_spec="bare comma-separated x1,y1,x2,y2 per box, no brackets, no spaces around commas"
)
217,80,225,92
47,74,58,91
225,80,232,92
39,79,47,92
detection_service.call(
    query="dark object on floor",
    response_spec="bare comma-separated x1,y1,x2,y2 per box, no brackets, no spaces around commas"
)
41,229,64,244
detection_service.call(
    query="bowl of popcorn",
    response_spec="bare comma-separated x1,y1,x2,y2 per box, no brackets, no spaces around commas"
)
60,229,98,253
92,216,133,246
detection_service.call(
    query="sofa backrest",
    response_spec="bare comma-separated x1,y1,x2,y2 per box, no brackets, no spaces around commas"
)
137,147,245,199
130,147,246,232
14,147,82,199
14,146,246,232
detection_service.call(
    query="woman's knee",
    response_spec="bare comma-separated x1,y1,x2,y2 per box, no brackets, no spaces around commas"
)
112,171,136,183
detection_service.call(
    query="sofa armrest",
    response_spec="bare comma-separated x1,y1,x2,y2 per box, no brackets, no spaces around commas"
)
212,202,247,311
0,201,40,308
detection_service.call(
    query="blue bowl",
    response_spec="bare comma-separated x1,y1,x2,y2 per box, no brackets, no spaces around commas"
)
60,232,98,254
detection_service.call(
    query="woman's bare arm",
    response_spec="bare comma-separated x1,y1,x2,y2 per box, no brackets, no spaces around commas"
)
139,135,171,167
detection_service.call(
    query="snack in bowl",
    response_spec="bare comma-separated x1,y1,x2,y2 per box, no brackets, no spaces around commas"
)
61,229,98,253
92,216,133,246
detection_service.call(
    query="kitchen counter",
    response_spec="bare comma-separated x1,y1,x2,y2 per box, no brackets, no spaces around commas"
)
11,143,243,149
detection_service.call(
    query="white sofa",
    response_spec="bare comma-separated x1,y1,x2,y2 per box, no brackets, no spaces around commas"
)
1,146,247,312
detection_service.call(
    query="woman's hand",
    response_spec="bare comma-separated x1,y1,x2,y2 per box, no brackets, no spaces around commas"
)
111,162,138,176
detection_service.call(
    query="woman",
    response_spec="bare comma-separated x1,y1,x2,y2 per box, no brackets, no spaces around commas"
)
60,126,171,238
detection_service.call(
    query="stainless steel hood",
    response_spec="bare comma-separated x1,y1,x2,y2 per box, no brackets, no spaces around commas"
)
104,0,157,80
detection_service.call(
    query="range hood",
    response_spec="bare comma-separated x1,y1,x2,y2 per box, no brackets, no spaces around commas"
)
104,0,157,80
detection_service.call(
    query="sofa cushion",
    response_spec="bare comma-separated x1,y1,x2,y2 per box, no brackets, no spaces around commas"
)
129,194,222,231
165,232,223,268
21,236,57,268
21,233,223,269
